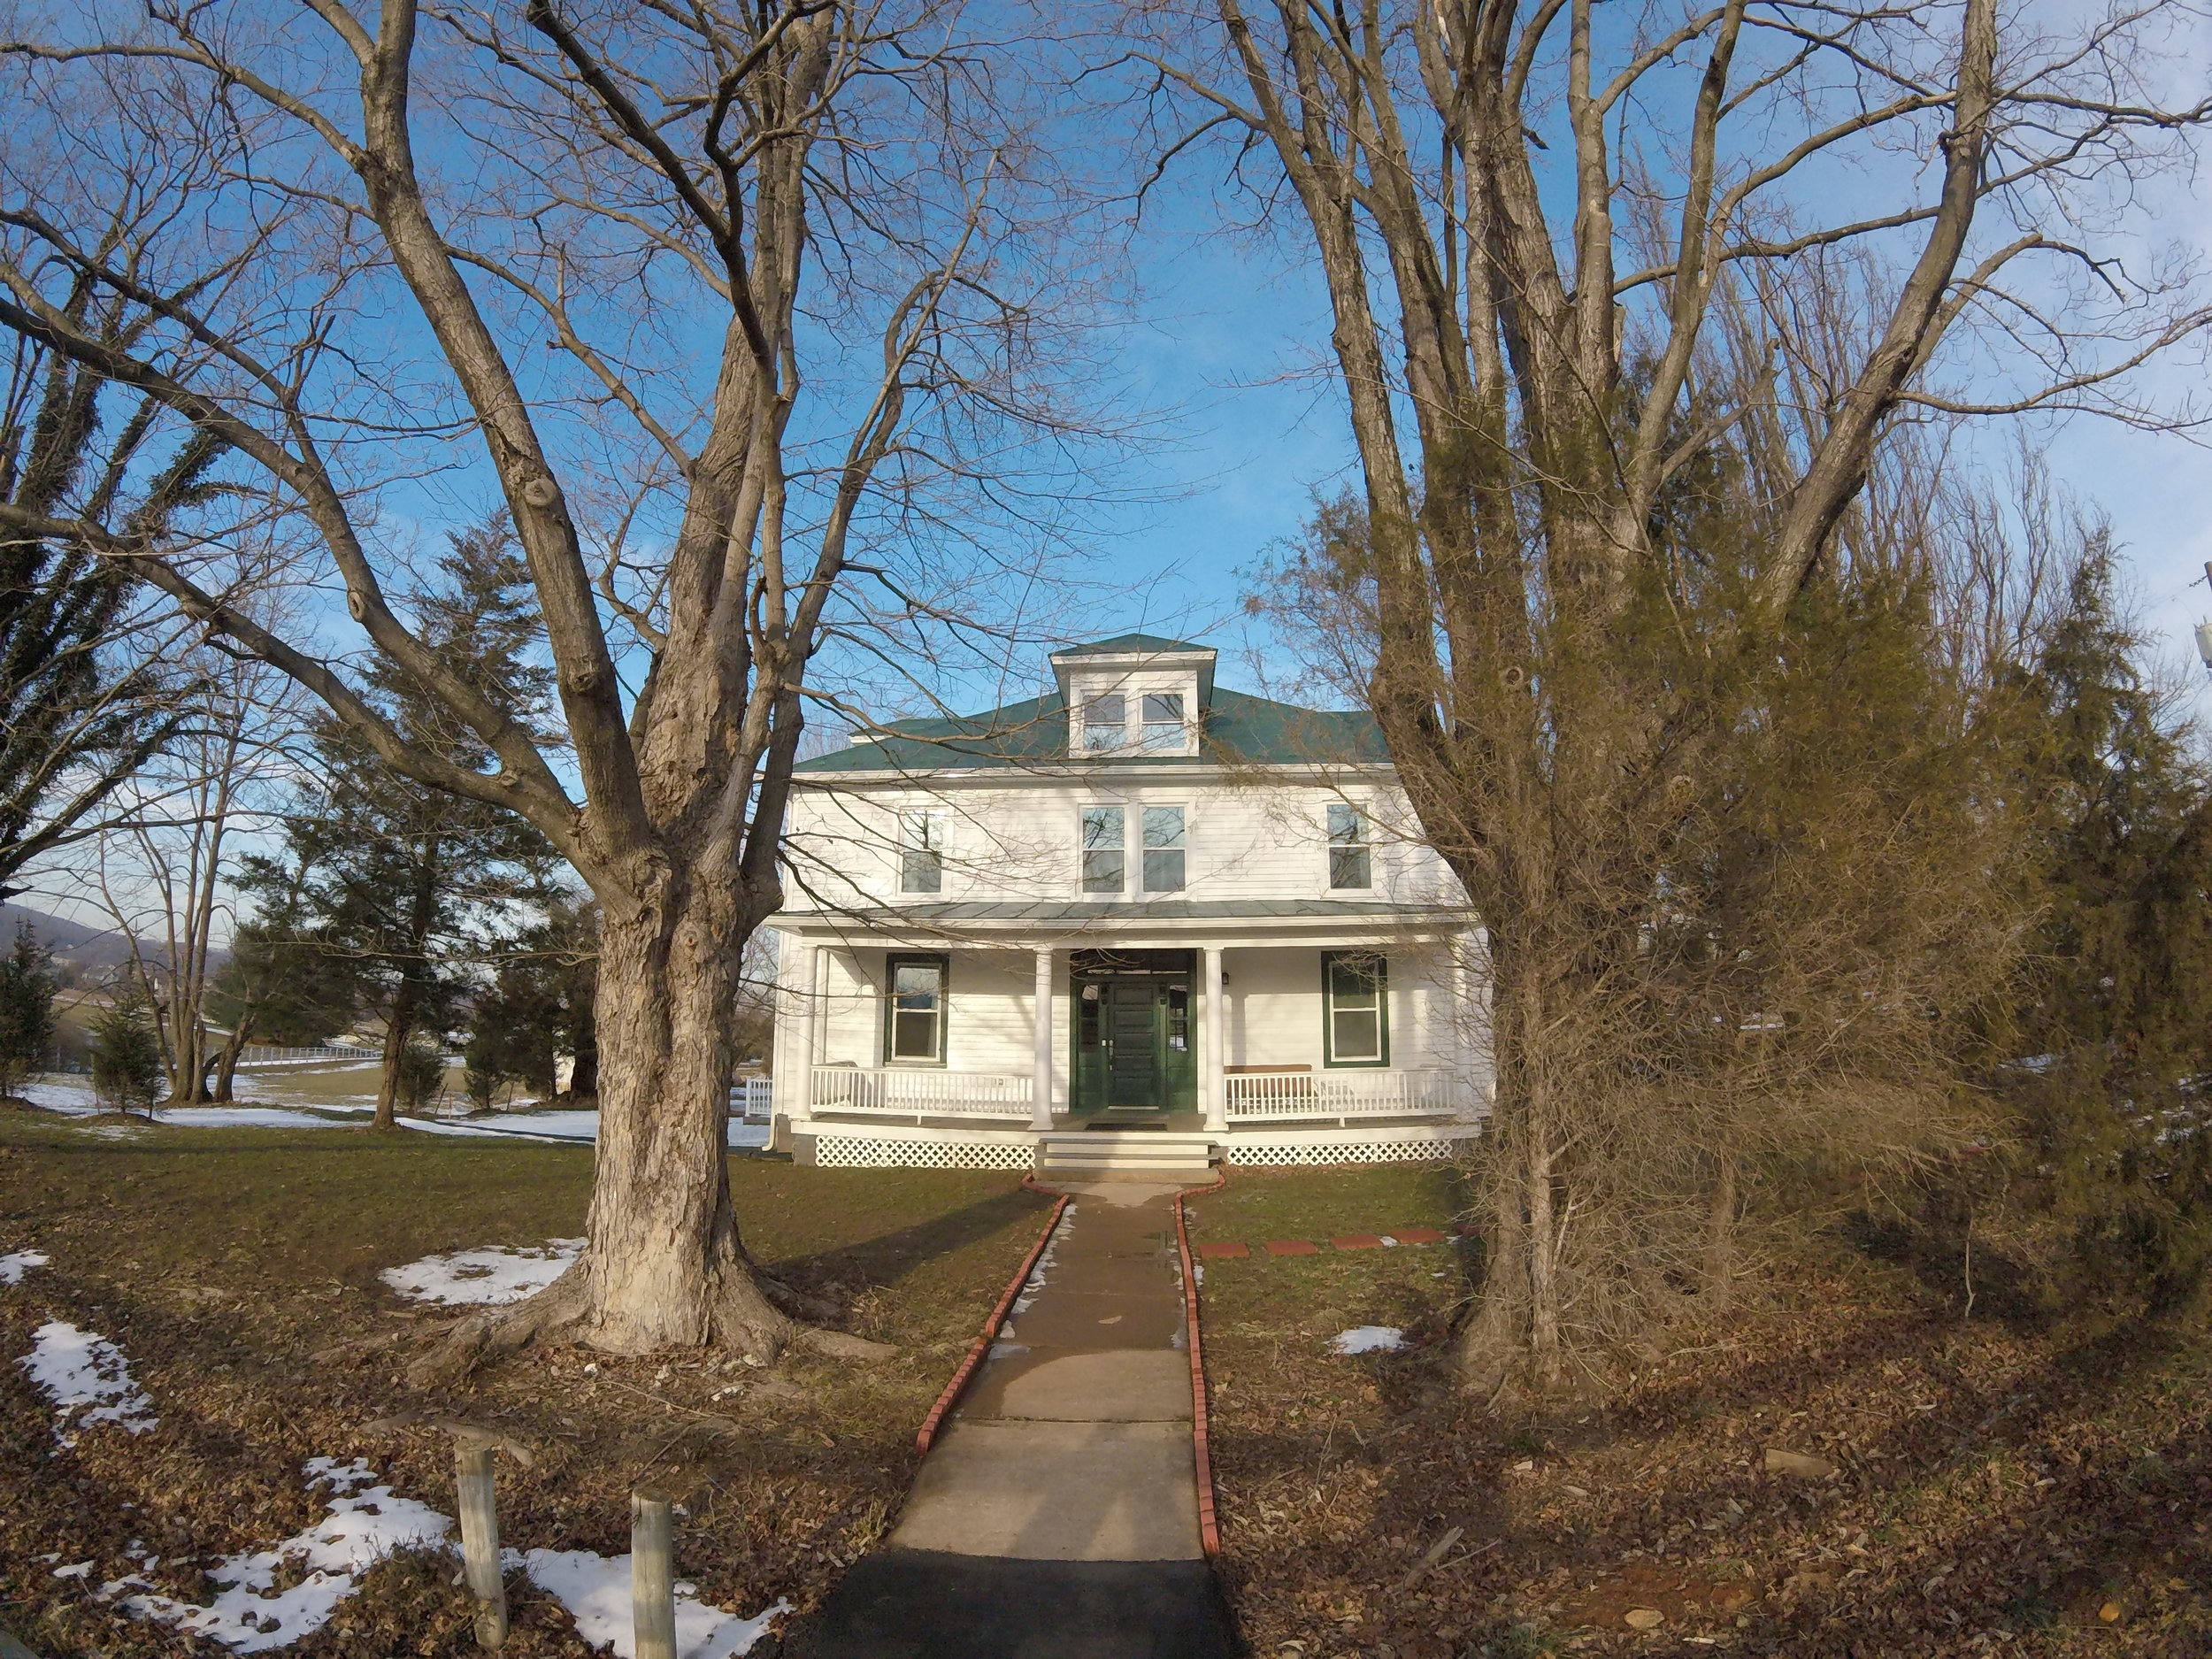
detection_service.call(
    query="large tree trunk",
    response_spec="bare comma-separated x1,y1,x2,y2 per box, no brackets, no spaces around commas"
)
211,1020,250,1103
1702,1151,1739,1309
411,861,888,1379
568,879,787,1355
373,979,418,1131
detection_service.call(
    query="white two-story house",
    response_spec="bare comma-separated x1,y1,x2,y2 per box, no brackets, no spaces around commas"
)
767,634,1489,1177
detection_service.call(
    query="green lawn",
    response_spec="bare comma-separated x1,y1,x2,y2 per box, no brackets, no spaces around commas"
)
0,1108,1054,1657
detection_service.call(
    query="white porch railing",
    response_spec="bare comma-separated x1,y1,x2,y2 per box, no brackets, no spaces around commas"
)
1225,1068,1464,1123
810,1065,1033,1120
731,1077,774,1123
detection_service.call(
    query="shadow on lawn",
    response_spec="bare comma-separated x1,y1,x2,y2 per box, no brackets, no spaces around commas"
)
758,1183,1054,1291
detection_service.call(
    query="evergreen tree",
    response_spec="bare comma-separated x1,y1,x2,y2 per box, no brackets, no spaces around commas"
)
257,514,560,1129
1,316,215,900
88,978,165,1116
2012,540,2212,1308
0,920,58,1095
464,894,599,1106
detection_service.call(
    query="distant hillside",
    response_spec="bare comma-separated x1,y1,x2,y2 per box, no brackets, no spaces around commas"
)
1,902,150,979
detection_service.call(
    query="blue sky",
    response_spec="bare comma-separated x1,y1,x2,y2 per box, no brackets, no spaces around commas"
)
1082,220,2212,717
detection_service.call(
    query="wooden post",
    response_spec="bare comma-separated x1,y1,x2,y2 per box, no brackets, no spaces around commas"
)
454,1442,507,1650
632,1486,677,1659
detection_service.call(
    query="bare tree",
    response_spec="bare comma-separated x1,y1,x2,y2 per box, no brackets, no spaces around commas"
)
1126,0,2210,1388
75,645,307,1105
0,0,1110,1367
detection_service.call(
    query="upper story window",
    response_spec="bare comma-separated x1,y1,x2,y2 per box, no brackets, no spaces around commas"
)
1141,693,1186,751
1142,806,1186,892
1326,803,1371,890
1081,693,1126,750
1080,805,1125,893
899,809,945,894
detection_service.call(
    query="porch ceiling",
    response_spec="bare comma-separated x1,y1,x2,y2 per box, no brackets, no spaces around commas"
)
769,896,1475,949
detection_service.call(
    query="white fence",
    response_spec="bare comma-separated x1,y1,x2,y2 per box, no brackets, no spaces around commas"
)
1225,1068,1465,1124
810,1066,1033,1120
237,1043,385,1065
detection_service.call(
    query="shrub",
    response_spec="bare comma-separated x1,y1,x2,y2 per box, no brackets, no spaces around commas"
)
88,983,165,1116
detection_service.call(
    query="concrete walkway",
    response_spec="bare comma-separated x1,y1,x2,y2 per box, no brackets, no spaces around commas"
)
783,1185,1236,1658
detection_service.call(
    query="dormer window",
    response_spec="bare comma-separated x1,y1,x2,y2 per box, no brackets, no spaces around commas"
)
1141,693,1186,751
1081,692,1126,751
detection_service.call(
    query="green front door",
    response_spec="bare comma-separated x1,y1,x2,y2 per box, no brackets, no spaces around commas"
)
1071,964,1196,1115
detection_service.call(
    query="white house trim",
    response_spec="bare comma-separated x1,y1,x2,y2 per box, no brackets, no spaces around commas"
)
766,634,1490,1171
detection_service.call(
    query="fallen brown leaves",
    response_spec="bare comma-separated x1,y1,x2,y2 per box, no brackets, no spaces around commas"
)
1200,1235,2211,1656
0,1118,1051,1657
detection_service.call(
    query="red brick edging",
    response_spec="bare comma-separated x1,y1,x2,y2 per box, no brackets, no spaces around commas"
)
914,1187,1071,1454
1172,1170,1227,1559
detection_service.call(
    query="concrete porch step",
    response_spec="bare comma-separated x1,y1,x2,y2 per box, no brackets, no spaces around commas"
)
1036,1131,1217,1179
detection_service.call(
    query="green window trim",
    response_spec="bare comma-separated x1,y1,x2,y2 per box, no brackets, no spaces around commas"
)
1321,949,1389,1067
883,952,949,1065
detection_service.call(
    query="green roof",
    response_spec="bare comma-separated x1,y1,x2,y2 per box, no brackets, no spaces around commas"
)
795,685,1388,775
1049,633,1211,657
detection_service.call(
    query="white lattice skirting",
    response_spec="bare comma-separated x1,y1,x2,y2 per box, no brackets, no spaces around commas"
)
1227,1137,1469,1166
814,1134,1037,1171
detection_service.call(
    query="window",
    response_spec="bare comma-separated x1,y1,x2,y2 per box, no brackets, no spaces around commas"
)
899,809,944,894
884,954,948,1063
1322,951,1388,1065
1142,806,1186,892
1141,692,1186,751
1080,805,1125,893
1081,692,1126,750
1326,803,1371,890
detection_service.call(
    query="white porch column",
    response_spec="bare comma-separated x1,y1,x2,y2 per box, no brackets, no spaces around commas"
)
1202,945,1227,1133
802,944,827,1115
1031,947,1056,1132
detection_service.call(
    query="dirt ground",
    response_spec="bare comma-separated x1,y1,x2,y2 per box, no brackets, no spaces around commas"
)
1185,1165,2212,1657
6,1118,2208,1658
0,1107,1054,1656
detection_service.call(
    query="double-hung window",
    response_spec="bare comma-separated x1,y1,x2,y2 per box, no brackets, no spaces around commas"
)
1326,803,1371,890
884,953,948,1063
899,809,945,894
1080,805,1125,894
1141,693,1186,752
1322,951,1388,1065
1081,693,1126,751
1142,806,1186,892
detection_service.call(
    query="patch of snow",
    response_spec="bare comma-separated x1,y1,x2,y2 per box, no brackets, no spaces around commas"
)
380,1239,585,1305
125,1458,450,1654
400,1110,602,1142
19,1079,359,1131
515,1547,788,1659
1329,1325,1408,1356
18,1321,159,1443
1,1248,49,1284
159,1107,360,1130
53,1561,93,1578
18,1079,99,1115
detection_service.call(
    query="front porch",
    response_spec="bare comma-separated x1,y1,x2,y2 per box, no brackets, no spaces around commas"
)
771,933,1490,1170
